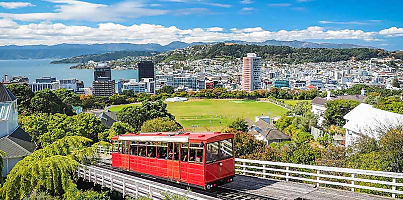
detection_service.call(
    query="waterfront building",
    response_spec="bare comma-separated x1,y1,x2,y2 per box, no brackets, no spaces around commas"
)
155,72,205,91
242,53,261,92
59,79,78,92
122,78,155,94
29,76,60,92
94,63,111,81
138,61,155,80
0,83,36,177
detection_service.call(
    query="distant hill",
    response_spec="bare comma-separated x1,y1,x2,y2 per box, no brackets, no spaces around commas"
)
0,40,374,60
50,51,157,64
158,43,389,64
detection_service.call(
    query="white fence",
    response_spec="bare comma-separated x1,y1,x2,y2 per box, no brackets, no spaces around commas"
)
236,158,403,198
77,165,206,200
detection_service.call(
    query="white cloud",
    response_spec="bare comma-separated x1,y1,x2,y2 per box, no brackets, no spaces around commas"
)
379,27,403,37
240,0,253,4
0,20,395,46
207,27,224,32
0,2,34,9
268,3,291,7
0,0,169,22
319,20,368,25
206,3,232,8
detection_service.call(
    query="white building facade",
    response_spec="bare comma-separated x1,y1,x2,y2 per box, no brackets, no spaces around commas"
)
242,53,261,92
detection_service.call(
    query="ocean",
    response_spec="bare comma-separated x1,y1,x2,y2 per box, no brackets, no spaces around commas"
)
0,59,138,88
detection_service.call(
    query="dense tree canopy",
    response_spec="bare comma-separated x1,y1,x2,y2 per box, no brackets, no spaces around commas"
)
141,117,182,132
228,118,249,132
323,99,360,127
5,83,34,114
30,89,74,115
19,113,106,148
117,100,174,131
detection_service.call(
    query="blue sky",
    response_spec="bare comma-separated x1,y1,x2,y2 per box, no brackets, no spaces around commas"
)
0,0,402,50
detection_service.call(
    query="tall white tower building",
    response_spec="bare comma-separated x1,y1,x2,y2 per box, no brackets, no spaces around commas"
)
242,53,262,92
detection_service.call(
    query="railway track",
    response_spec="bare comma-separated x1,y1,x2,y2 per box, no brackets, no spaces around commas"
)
92,161,278,200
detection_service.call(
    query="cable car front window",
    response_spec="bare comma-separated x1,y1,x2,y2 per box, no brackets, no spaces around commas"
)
220,139,233,160
206,141,219,163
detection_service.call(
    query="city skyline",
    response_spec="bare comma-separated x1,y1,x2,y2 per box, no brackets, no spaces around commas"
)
0,0,401,50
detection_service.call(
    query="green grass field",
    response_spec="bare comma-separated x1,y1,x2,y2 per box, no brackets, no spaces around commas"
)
109,99,288,132
281,99,312,107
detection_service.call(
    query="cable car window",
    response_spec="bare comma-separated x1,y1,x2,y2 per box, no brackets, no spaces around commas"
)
112,141,121,153
220,139,233,160
130,141,138,156
189,143,204,163
123,141,129,154
147,142,157,158
206,142,219,163
138,142,146,157
168,142,173,159
157,142,168,159
181,143,189,162
174,143,180,161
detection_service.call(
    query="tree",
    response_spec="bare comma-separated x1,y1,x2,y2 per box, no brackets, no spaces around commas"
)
291,112,317,132
0,136,92,200
5,83,34,114
117,100,174,131
120,90,135,97
105,122,136,141
30,89,73,115
275,116,294,131
323,99,359,127
19,113,106,148
392,77,400,88
108,94,127,105
157,85,175,94
290,101,311,116
54,88,80,106
140,117,182,132
228,118,248,132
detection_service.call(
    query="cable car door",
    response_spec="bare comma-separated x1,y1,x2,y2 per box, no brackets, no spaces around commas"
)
167,142,181,181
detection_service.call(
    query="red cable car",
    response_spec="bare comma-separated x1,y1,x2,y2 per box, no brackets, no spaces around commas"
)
111,132,235,189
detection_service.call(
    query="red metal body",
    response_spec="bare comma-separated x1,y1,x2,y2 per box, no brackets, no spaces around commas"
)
111,132,235,189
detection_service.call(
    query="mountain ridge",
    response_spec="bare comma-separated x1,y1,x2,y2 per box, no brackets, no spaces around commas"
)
0,40,375,60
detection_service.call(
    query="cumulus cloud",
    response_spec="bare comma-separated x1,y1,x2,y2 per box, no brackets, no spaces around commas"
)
240,0,253,4
268,3,291,7
0,2,34,9
0,19,399,46
379,27,403,37
0,0,168,22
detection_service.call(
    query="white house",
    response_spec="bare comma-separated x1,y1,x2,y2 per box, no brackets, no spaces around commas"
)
0,83,36,177
343,103,403,147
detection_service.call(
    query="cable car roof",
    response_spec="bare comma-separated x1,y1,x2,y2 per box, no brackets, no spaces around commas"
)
111,132,233,142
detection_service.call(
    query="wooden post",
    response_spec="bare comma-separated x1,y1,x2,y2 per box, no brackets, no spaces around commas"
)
351,174,355,192
316,170,320,188
286,166,290,181
392,178,396,198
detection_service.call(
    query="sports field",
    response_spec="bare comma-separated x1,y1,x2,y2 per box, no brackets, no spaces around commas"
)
282,99,312,107
109,99,288,131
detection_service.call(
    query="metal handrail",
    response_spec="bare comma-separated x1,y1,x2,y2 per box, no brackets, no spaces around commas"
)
77,164,206,200
235,158,403,198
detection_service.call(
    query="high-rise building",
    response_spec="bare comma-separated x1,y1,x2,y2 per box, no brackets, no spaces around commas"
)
94,63,111,81
242,53,261,92
138,61,154,80
93,64,115,97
